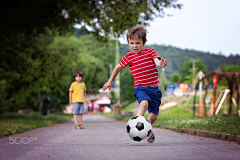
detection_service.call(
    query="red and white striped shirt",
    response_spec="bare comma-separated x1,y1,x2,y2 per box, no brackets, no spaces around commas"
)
120,48,161,88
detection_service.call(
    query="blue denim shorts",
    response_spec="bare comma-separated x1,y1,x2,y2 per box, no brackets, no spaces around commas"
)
134,86,162,114
72,102,84,114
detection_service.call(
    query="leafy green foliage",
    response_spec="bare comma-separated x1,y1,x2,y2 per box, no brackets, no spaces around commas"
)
0,29,58,112
1,0,182,112
110,90,118,105
218,64,240,86
158,69,171,95
171,72,181,83
222,64,240,72
0,0,182,70
79,35,115,78
120,67,135,108
0,0,182,39
179,58,208,83
0,31,109,112
0,80,13,113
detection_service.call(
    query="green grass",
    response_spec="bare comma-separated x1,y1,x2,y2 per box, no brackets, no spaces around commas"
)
160,105,192,116
122,101,138,112
0,112,73,138
155,115,240,135
103,104,240,135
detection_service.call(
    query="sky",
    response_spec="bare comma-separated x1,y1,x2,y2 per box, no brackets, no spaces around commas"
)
119,0,240,57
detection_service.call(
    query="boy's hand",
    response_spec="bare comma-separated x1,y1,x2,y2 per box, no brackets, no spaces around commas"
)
159,58,167,67
103,81,112,91
69,101,72,105
154,58,167,67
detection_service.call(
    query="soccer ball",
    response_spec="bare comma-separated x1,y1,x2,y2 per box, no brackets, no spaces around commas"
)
126,116,152,142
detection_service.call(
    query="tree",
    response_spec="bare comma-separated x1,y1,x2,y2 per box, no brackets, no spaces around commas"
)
0,80,13,113
0,1,182,112
158,68,171,95
218,64,240,86
0,29,108,112
179,58,208,84
110,90,118,105
1,0,182,80
120,67,135,108
171,72,181,86
0,0,182,41
79,34,115,74
222,65,240,72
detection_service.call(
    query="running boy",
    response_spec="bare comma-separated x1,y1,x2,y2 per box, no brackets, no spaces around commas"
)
69,71,89,129
102,25,167,143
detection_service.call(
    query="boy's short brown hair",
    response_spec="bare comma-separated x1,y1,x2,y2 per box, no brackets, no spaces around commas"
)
126,25,147,44
73,71,83,79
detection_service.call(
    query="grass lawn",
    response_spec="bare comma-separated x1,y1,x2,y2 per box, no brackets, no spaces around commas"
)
155,106,240,135
103,103,240,135
0,112,73,138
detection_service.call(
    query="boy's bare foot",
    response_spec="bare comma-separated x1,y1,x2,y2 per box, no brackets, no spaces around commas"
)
147,131,155,143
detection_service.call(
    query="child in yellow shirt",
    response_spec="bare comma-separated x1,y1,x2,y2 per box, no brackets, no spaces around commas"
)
69,71,89,129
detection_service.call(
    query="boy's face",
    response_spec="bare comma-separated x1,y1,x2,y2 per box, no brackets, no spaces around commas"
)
75,75,83,83
128,36,146,54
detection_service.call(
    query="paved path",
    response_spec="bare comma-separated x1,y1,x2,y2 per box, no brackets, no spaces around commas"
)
0,114,240,160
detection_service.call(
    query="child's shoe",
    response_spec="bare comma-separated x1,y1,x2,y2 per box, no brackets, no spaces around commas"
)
79,124,85,129
147,131,155,143
75,124,81,129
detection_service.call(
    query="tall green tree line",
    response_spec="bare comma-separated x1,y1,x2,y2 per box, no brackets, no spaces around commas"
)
0,32,114,113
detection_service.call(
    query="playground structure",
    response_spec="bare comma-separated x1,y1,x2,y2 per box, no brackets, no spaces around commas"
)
179,71,210,116
192,71,240,117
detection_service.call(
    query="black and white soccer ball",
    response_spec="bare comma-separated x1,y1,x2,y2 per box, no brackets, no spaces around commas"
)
126,116,152,142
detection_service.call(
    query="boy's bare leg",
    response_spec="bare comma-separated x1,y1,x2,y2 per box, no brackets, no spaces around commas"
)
147,112,158,124
147,112,158,143
79,114,83,125
79,114,85,129
74,114,81,129
136,100,149,116
74,114,78,125
136,100,156,142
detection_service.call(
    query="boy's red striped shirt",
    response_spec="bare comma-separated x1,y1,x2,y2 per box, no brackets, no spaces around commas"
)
120,48,161,88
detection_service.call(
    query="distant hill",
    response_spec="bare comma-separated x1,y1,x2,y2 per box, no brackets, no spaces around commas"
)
119,44,240,79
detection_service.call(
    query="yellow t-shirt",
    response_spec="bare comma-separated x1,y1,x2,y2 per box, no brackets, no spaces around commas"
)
69,81,86,103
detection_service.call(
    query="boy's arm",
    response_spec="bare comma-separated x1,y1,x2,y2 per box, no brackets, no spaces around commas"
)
154,58,167,67
69,91,72,104
84,91,89,104
103,64,122,91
